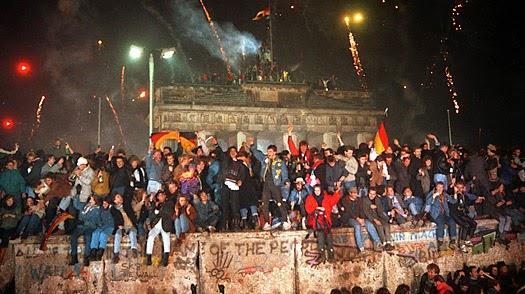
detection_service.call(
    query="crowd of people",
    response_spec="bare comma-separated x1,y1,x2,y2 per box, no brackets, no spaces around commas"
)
329,261,525,293
0,127,524,268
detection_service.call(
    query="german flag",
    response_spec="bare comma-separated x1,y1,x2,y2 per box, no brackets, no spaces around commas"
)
150,131,197,153
253,7,270,21
374,121,389,155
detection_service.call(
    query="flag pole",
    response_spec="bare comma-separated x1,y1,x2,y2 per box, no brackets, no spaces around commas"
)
447,109,453,146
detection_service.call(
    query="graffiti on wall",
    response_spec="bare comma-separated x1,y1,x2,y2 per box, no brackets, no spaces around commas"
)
204,239,292,283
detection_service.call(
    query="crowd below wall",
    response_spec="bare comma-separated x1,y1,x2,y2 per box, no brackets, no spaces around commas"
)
1,128,524,291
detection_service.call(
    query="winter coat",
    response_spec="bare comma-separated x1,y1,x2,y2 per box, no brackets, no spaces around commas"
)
108,165,131,190
304,190,341,229
362,196,389,223
0,203,21,229
91,170,110,196
111,203,139,232
288,188,309,205
369,161,386,188
77,204,99,230
130,167,147,190
174,203,197,233
395,162,412,194
251,145,289,187
315,161,348,192
20,159,44,186
96,206,115,229
464,155,491,191
148,200,175,232
336,155,358,182
424,191,452,220
194,199,219,224
432,150,450,175
145,151,164,183
287,136,312,165
239,162,259,208
70,166,95,203
44,175,72,202
355,163,371,189
0,169,26,196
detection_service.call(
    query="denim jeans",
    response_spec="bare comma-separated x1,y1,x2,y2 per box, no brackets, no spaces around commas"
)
16,214,42,236
71,226,94,257
498,215,512,233
90,227,114,249
240,206,258,220
432,214,457,240
433,173,448,188
347,219,381,249
175,214,190,238
113,227,138,253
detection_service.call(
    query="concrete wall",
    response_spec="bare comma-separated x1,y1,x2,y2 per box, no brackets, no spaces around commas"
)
5,220,524,294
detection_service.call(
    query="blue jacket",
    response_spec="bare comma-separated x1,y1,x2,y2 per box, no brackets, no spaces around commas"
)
250,145,289,187
78,204,100,230
96,206,115,230
145,151,164,183
206,160,221,194
424,191,452,219
288,188,309,205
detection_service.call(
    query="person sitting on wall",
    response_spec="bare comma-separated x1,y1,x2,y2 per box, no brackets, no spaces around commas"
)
174,194,197,240
145,190,174,267
16,197,44,239
69,195,99,266
304,184,341,263
111,193,141,264
194,190,219,233
287,177,309,230
0,195,21,264
89,196,114,261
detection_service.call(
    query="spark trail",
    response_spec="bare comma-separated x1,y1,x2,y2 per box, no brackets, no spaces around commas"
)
120,66,126,105
105,95,127,146
442,45,460,113
347,32,368,91
199,0,233,77
30,96,46,139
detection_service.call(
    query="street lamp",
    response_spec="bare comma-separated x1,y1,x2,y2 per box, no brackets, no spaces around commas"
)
129,45,174,138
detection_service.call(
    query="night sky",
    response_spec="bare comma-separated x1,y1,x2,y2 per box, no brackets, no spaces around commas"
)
1,0,523,154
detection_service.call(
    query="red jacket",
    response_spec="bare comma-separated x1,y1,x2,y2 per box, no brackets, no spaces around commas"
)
287,136,312,164
304,189,341,229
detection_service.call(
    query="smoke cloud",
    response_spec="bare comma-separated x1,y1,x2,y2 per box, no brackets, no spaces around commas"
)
171,0,261,71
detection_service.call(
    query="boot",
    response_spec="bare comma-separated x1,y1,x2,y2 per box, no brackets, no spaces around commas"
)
253,217,261,230
327,248,335,262
89,250,97,261
145,254,152,266
318,249,326,264
83,255,90,267
449,239,457,250
437,240,447,251
239,219,246,231
69,253,79,265
161,252,169,267
232,219,240,231
112,253,120,264
96,248,105,261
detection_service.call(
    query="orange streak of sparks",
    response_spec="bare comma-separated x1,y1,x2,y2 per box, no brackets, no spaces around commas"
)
30,95,46,138
348,32,367,91
199,0,233,77
442,49,460,113
105,95,127,146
